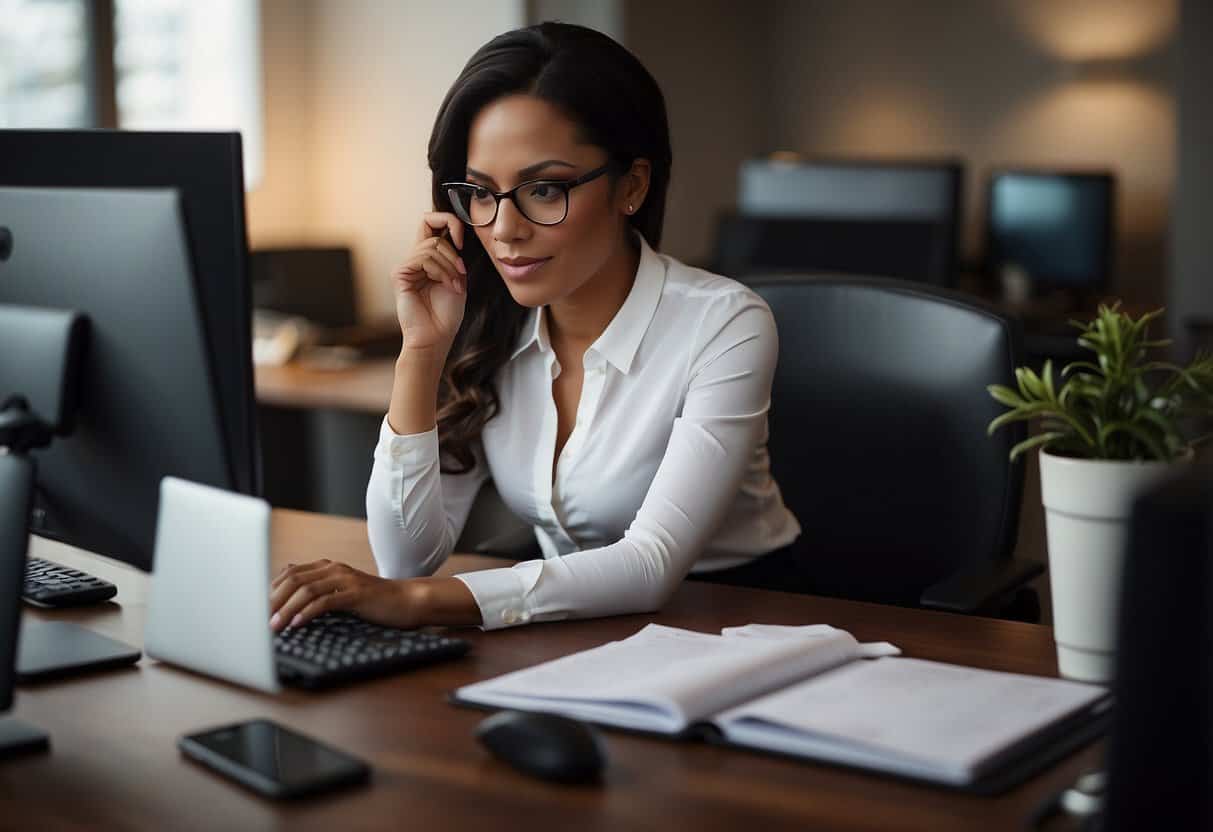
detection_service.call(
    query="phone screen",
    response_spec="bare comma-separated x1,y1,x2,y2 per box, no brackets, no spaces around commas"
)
188,720,365,789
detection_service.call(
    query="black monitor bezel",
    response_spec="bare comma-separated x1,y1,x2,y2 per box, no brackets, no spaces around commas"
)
982,167,1117,295
0,129,259,498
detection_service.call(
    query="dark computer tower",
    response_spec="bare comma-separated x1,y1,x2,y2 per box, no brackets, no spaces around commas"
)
1104,469,1213,829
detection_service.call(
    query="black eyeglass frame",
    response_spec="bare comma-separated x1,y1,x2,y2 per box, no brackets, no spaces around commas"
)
442,162,616,227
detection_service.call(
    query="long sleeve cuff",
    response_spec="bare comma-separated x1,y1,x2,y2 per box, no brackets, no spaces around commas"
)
374,417,439,472
454,565,541,630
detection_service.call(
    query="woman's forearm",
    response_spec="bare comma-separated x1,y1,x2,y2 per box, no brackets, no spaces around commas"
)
409,576,483,627
387,347,448,436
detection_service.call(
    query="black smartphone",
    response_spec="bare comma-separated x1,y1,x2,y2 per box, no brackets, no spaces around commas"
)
179,719,371,799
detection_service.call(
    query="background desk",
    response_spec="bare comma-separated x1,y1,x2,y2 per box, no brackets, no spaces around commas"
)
255,359,393,519
5,511,1098,831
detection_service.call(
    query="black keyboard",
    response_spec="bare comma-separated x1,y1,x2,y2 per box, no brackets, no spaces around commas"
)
23,557,119,607
273,612,470,689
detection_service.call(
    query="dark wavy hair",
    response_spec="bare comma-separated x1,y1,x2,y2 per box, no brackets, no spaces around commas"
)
427,22,672,474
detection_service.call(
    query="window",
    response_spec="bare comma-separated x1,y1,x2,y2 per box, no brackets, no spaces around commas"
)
114,0,262,185
1,0,262,186
0,0,91,128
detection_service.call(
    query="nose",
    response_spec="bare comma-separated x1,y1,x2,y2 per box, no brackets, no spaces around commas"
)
492,195,530,243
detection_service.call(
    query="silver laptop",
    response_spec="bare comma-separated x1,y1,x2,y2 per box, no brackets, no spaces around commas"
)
146,477,469,693
146,477,282,693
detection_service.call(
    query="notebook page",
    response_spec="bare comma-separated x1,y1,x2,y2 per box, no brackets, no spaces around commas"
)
715,657,1105,783
454,624,871,733
722,623,901,658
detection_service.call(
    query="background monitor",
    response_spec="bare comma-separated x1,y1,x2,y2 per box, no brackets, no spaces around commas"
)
0,187,232,571
717,157,963,287
251,247,359,330
984,170,1115,291
0,129,258,497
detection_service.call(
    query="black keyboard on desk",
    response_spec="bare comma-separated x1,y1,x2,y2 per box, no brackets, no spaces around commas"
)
274,612,470,689
23,557,118,607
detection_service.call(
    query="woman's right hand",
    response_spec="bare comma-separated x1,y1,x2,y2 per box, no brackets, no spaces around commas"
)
394,212,469,354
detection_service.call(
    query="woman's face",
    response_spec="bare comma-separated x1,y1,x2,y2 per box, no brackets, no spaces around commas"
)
464,94,635,308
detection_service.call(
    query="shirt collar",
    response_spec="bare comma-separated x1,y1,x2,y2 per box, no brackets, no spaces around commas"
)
509,234,666,374
510,303,550,361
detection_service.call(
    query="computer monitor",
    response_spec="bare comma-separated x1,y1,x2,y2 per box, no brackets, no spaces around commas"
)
984,170,1115,292
0,129,258,497
711,214,954,285
0,187,232,572
721,157,964,287
251,247,359,330
0,452,48,756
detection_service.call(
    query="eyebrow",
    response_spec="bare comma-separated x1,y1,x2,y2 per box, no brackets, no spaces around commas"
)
465,159,577,187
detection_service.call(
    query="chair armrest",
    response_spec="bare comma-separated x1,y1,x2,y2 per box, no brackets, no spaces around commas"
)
472,526,540,560
919,556,1045,614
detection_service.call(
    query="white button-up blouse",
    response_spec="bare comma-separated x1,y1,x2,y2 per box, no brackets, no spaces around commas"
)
366,236,800,629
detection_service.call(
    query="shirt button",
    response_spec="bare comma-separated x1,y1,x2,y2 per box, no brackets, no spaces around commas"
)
390,445,404,461
502,609,520,625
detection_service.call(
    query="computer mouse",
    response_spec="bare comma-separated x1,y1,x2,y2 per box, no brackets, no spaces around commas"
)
475,710,607,784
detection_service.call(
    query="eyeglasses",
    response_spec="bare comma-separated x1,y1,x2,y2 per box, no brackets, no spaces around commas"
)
442,163,613,227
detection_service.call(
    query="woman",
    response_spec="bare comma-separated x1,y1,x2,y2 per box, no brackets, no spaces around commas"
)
270,22,799,632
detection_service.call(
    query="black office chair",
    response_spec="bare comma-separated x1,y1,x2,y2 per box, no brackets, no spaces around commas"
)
746,275,1042,619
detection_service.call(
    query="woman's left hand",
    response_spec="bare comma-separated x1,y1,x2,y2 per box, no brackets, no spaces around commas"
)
269,559,420,632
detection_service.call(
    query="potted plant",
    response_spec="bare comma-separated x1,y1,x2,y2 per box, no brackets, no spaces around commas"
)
988,304,1213,683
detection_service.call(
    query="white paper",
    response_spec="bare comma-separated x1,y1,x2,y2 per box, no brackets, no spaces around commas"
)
455,623,878,733
715,657,1106,783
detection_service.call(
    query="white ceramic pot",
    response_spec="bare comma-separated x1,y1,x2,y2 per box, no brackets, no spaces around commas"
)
1040,450,1187,683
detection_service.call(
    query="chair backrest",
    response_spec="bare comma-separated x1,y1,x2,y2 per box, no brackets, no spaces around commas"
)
751,276,1026,605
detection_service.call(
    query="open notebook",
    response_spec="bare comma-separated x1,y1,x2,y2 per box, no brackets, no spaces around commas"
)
453,623,1110,792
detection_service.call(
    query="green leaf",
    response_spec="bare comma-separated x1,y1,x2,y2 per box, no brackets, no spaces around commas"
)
1041,360,1057,401
1008,431,1067,462
987,384,1025,408
987,404,1059,435
1100,421,1169,461
1138,408,1179,440
1063,360,1102,378
1015,367,1047,401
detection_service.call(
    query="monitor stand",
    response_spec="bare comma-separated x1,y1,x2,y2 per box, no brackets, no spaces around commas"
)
1,393,141,683
0,717,49,758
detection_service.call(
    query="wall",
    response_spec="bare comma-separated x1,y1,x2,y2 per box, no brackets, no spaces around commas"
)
768,0,1176,305
621,1,1178,305
251,2,1183,314
1169,0,1213,353
528,0,624,41
245,0,313,246
623,1,771,265
246,0,525,320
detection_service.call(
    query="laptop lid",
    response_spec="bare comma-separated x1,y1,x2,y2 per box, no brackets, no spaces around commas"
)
146,477,279,693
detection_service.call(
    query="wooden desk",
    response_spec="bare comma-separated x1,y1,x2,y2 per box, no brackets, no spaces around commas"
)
255,358,396,414
254,359,396,518
4,512,1098,831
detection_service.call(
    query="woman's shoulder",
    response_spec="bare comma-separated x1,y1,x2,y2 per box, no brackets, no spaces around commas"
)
655,252,774,323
